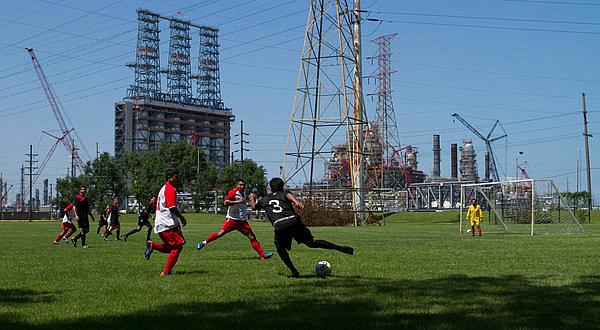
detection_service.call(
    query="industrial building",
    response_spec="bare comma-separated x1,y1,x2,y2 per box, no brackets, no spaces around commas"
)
115,9,233,168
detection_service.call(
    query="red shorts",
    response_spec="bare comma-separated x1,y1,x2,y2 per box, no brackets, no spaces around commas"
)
221,218,253,235
61,223,76,231
158,227,186,246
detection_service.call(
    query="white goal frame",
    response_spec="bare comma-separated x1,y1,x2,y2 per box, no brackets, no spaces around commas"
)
459,179,584,236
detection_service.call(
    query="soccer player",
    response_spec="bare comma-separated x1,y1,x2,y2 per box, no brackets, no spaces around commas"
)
53,203,76,244
103,197,121,241
467,199,483,236
96,204,109,236
144,169,188,277
124,196,156,242
248,177,354,277
195,179,273,261
71,185,95,248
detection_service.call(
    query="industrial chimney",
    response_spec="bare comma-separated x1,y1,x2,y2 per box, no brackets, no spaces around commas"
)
433,134,441,177
451,143,458,179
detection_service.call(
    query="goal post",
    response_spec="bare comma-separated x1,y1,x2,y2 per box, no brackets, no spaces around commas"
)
460,179,584,236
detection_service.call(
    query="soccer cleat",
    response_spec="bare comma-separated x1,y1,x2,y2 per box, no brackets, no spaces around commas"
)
144,241,153,260
123,235,128,242
82,245,88,249
53,241,59,245
160,272,172,277
288,271,300,278
263,252,274,259
196,241,206,250
341,246,354,255
71,238,77,247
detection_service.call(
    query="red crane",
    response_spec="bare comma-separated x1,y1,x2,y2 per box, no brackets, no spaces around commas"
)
25,48,85,172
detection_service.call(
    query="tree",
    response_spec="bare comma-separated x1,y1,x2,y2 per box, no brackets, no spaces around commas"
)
53,175,92,212
87,152,126,209
218,159,267,196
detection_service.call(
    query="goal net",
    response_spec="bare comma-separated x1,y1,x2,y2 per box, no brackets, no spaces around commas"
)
459,179,584,236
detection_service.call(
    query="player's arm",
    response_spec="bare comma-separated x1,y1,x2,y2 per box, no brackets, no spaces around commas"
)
248,193,258,210
223,190,245,206
73,204,79,221
88,206,96,221
285,192,304,210
165,186,186,226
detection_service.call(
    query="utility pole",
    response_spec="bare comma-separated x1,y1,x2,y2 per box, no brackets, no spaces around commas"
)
20,164,25,211
71,140,77,177
26,144,38,222
96,142,99,160
582,93,593,223
234,120,249,180
49,183,53,219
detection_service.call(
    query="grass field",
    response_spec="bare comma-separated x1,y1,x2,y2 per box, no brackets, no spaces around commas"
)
1,211,600,329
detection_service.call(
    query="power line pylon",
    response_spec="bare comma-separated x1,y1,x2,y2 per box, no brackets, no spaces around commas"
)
284,0,367,224
370,33,405,188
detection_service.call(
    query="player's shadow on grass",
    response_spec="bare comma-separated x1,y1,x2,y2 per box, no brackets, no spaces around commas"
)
3,275,600,329
0,288,55,305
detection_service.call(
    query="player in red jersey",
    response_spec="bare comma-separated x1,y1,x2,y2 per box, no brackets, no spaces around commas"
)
96,204,109,236
53,203,76,244
195,179,273,260
71,186,95,248
103,197,122,241
124,196,156,242
144,169,188,277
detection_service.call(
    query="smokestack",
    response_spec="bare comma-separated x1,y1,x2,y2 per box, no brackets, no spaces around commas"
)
451,143,458,179
433,134,441,177
484,153,490,181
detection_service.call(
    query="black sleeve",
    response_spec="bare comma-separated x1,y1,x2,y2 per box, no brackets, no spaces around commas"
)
255,198,263,211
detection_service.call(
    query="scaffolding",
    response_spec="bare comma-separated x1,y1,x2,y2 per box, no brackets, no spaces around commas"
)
117,9,232,168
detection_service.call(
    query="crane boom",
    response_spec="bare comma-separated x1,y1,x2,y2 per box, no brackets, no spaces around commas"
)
451,113,507,182
26,48,85,172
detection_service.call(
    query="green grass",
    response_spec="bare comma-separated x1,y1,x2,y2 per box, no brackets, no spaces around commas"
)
1,212,600,329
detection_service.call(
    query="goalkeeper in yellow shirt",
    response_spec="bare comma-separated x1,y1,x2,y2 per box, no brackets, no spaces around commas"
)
467,199,483,236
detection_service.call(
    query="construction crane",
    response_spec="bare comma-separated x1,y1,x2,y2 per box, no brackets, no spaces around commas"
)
517,161,530,180
25,48,85,173
452,113,507,182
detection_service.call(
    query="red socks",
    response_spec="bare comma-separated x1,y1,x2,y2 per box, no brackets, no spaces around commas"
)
478,227,482,236
163,246,182,274
250,238,264,258
205,232,219,244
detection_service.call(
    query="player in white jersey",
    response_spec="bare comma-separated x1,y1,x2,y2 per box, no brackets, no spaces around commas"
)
144,169,188,276
195,179,273,260
54,203,76,244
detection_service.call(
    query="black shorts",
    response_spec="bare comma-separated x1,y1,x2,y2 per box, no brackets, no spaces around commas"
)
77,216,89,229
274,223,314,251
138,215,150,227
98,220,108,226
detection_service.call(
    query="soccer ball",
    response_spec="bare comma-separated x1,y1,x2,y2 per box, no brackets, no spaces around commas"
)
467,229,471,233
314,261,332,277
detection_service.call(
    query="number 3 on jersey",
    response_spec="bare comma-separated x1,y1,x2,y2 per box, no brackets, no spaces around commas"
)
269,200,283,213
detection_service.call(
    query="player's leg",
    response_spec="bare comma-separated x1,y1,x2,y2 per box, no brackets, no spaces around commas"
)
64,224,76,240
145,224,152,241
124,226,140,242
298,225,353,255
274,232,298,277
477,221,482,236
245,231,267,259
159,228,186,276
197,219,231,250
115,224,121,240
81,227,89,247
54,228,68,243
470,219,475,236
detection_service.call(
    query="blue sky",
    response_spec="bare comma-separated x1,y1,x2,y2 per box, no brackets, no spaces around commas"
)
0,0,598,204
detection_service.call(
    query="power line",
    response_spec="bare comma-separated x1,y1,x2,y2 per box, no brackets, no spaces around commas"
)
367,17,600,36
504,0,600,6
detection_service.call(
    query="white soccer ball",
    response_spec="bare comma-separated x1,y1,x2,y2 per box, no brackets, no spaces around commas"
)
467,229,471,233
314,260,332,277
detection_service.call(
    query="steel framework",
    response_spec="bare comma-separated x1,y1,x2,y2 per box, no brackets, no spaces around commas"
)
126,9,161,101
197,27,224,109
165,19,193,103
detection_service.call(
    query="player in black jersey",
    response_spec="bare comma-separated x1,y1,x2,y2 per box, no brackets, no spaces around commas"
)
124,196,156,242
249,177,354,277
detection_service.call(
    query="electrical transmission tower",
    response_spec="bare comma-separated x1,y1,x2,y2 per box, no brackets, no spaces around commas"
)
370,33,405,188
284,0,367,223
